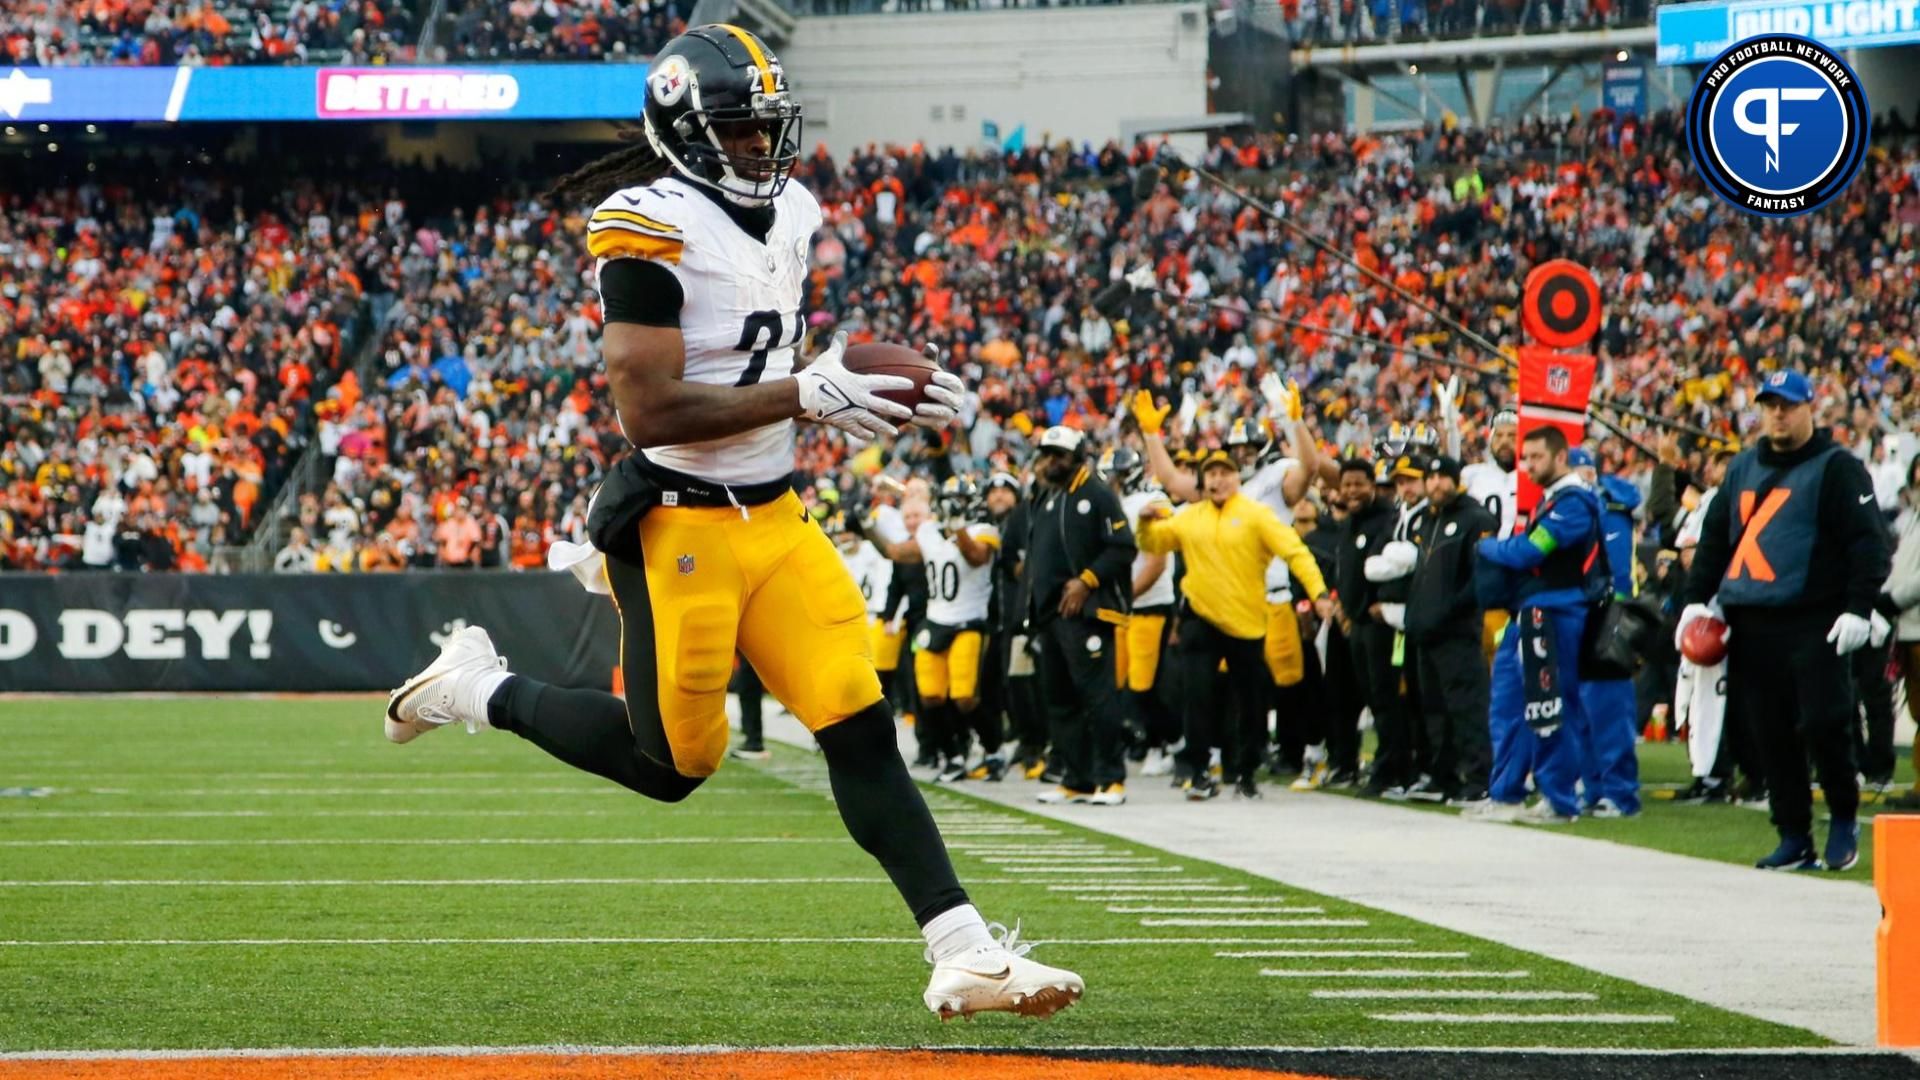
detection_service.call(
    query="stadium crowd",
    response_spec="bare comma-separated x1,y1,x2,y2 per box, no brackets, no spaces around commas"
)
2,0,416,66
434,0,678,62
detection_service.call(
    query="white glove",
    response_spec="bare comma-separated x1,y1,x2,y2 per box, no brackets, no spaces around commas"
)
1259,371,1291,415
1377,602,1406,631
1364,540,1418,582
1124,263,1157,291
1434,374,1462,457
1674,602,1721,651
792,331,913,445
1871,610,1892,649
913,345,965,430
1174,392,1199,437
1826,613,1872,656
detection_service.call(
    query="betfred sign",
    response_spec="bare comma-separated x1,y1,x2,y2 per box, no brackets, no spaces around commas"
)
316,69,521,118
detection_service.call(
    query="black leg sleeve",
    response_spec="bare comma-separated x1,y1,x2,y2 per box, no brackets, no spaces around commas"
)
487,678,703,803
1178,620,1224,774
816,701,970,926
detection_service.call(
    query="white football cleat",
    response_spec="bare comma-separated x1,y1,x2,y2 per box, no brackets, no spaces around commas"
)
385,626,507,744
923,923,1084,1021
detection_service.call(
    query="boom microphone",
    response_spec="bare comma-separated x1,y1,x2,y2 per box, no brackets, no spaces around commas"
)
1132,163,1163,202
1093,280,1136,319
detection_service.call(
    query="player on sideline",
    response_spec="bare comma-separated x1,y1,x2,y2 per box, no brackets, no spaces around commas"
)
380,25,1080,1020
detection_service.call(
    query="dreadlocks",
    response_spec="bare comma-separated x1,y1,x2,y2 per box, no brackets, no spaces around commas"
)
546,125,672,206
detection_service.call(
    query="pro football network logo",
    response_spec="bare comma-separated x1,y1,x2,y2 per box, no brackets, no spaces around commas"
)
1685,34,1869,217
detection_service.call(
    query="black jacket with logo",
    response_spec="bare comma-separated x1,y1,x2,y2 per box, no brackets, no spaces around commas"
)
1406,493,1497,643
1333,498,1397,627
1020,465,1136,630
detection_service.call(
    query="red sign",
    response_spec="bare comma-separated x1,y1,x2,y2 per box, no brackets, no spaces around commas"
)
1515,345,1596,521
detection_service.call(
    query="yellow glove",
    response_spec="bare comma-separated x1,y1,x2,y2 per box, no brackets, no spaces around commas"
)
1131,389,1171,436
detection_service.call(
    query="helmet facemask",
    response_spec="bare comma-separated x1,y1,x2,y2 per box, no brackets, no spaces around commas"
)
649,94,802,208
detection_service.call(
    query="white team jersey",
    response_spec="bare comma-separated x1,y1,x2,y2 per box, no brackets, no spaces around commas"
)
1462,460,1518,537
840,540,893,617
587,175,823,485
916,520,998,626
1122,490,1177,608
1242,457,1299,598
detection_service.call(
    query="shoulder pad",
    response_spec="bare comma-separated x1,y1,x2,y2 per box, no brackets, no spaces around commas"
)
587,186,688,264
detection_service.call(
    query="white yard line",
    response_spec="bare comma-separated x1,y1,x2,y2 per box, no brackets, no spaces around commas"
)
1140,917,1367,927
1108,905,1323,915
1259,969,1531,979
994,865,1184,875
1314,990,1598,1001
73,788,824,798
1252,952,1472,962
0,876,1210,890
1047,883,1248,893
1368,1012,1676,1025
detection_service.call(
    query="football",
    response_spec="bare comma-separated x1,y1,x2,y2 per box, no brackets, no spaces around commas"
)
1680,614,1730,666
842,342,939,428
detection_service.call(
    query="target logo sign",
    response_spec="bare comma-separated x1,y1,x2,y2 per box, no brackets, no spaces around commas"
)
1522,260,1600,350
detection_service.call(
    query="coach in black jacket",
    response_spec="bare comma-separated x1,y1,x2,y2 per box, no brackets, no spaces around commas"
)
1404,455,1497,802
1022,426,1137,803
1332,459,1409,795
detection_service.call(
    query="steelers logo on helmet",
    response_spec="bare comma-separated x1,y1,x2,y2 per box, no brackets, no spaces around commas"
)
1685,33,1869,218
642,24,803,208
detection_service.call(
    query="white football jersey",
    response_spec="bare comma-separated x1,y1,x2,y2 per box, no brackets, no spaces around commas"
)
916,520,998,626
588,175,823,485
840,539,893,617
1462,461,1518,537
1122,490,1176,608
1242,457,1299,598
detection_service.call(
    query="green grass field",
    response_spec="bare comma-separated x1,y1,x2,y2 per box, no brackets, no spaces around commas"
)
0,698,1826,1054
1331,735,1913,879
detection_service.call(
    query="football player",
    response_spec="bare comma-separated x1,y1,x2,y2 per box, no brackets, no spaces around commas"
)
1099,446,1179,777
913,475,1004,782
829,510,905,703
382,25,1079,1021
1461,408,1521,659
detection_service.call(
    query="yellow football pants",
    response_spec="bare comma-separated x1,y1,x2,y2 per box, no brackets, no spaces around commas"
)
1121,613,1166,692
1265,602,1305,687
1482,610,1510,665
915,629,984,703
870,616,906,673
622,491,879,779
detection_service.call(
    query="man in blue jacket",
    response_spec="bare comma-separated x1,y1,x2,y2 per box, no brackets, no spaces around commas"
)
1569,447,1643,817
1468,426,1609,824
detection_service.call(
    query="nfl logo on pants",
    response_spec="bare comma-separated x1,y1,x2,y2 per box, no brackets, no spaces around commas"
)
677,554,696,575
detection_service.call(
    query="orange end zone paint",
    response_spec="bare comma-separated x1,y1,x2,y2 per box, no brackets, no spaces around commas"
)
0,1051,1332,1080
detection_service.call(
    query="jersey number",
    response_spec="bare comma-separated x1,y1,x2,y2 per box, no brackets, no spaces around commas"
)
732,309,803,387
1483,495,1506,533
925,561,961,603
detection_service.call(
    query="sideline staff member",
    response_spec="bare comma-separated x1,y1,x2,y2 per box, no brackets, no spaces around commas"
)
1680,370,1890,872
1138,450,1330,801
1022,426,1137,807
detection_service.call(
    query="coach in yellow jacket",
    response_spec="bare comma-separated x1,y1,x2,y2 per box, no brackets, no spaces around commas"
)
1138,450,1331,800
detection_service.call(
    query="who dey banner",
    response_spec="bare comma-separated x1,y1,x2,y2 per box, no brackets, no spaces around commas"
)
0,63,652,123
0,572,617,692
1657,0,1920,63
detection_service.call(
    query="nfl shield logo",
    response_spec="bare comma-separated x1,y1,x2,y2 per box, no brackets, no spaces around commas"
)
1547,365,1571,395
677,554,695,575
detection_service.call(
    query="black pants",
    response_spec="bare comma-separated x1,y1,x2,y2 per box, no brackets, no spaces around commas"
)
1349,622,1413,788
1415,633,1492,791
997,628,1047,759
1176,615,1270,782
1271,624,1328,763
1853,637,1897,782
1034,615,1124,791
1322,621,1363,772
731,657,764,749
1727,614,1859,836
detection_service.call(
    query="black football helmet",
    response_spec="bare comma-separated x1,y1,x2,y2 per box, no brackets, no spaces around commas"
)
937,475,984,522
643,24,802,207
1225,416,1275,479
1096,446,1145,493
